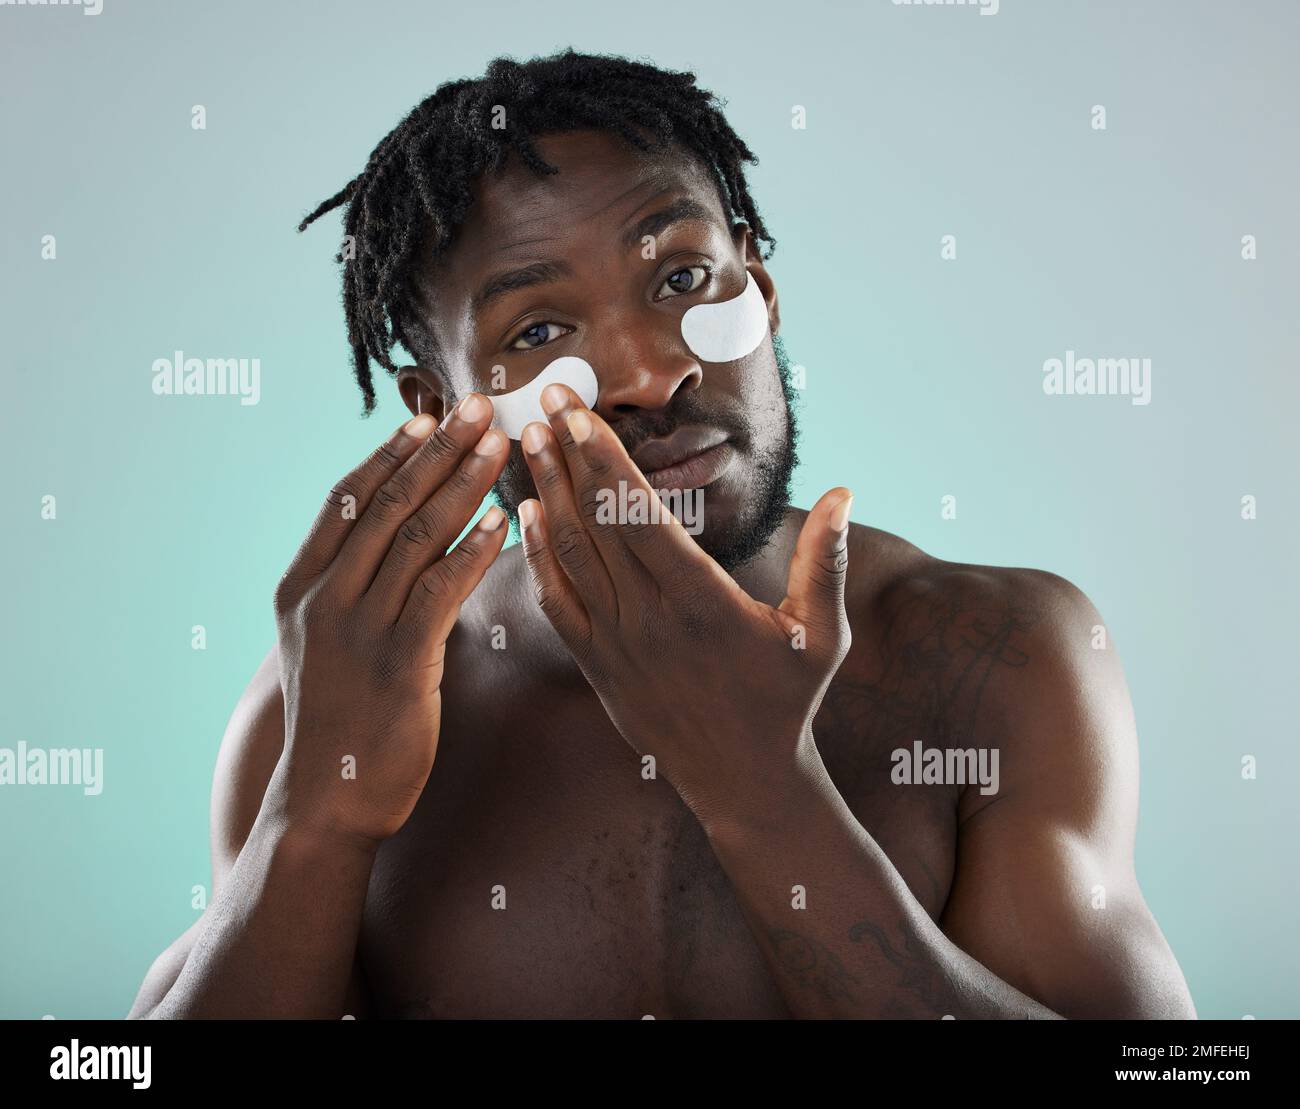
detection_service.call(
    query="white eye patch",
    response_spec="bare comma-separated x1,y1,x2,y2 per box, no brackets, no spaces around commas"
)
485,275,765,436
487,355,599,440
680,271,769,363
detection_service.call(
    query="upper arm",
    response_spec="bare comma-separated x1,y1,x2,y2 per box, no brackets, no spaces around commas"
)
937,570,1196,1019
128,645,373,1018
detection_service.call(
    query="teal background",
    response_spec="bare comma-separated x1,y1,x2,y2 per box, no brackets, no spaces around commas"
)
2,0,1296,1018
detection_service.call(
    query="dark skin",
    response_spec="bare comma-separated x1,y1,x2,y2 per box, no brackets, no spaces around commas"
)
129,130,1196,1019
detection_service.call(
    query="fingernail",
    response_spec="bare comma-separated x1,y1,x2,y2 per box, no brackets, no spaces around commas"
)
477,505,505,531
518,500,537,528
566,410,592,444
474,429,505,456
402,413,435,439
458,393,490,422
830,493,854,532
540,384,567,416
522,423,548,455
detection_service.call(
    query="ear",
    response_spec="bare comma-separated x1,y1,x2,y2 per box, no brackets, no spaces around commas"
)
397,365,451,424
733,222,781,337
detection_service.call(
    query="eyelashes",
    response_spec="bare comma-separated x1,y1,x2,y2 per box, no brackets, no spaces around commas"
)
656,264,710,299
509,321,571,351
505,264,714,352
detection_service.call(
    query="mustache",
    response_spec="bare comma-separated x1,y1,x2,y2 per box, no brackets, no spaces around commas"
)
491,394,756,522
607,394,752,458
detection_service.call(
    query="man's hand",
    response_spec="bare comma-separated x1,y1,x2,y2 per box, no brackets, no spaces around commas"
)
515,383,854,831
270,397,509,848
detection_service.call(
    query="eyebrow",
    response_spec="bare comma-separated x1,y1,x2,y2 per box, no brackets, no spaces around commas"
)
471,197,720,317
618,196,718,251
472,259,574,316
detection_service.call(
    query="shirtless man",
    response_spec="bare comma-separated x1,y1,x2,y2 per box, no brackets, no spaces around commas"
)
128,50,1195,1019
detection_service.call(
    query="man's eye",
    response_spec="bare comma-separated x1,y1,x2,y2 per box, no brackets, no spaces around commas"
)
509,322,569,351
657,265,710,298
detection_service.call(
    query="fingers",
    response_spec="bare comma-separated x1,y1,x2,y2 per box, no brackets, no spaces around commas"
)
364,424,510,620
534,383,714,588
519,417,618,617
517,497,593,654
777,487,853,656
277,414,437,606
328,394,496,597
398,504,510,645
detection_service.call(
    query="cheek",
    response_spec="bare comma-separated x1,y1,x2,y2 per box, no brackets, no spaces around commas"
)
735,349,792,453
491,445,538,510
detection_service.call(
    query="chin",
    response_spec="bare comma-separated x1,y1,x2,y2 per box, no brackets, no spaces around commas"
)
692,498,791,573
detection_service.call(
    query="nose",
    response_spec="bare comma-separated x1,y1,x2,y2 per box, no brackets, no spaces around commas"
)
587,316,703,422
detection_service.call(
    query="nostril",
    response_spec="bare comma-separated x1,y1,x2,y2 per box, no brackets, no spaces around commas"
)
593,355,702,415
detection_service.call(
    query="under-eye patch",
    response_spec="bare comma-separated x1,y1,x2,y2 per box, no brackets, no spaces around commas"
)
680,271,768,363
486,274,766,436
488,355,599,440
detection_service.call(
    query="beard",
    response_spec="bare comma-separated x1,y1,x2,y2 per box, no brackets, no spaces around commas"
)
488,334,800,574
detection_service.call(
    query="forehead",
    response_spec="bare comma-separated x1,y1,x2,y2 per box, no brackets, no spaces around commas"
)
417,128,731,299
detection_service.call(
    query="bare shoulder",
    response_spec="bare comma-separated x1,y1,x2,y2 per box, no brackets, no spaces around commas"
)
842,520,1110,676
839,521,1138,818
842,519,1099,627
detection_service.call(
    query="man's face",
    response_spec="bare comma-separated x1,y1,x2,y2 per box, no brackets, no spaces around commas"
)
407,128,796,570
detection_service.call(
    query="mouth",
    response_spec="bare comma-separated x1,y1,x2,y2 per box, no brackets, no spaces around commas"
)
632,427,735,490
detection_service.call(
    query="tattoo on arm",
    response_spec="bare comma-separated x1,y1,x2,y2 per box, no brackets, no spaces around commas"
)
847,919,968,1018
764,587,1042,1016
767,927,863,1006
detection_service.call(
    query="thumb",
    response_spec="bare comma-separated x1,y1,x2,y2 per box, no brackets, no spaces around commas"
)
775,488,853,655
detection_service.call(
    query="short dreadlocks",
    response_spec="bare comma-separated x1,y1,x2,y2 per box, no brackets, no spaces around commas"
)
298,48,776,414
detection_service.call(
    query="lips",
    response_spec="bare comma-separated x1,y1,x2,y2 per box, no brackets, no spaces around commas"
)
631,427,734,489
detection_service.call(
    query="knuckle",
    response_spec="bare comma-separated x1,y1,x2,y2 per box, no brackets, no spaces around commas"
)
535,464,570,496
367,441,404,474
325,476,363,512
807,617,851,669
522,543,552,584
450,528,483,561
574,633,603,679
534,583,567,620
296,578,334,622
671,590,720,642
356,439,400,483
815,547,849,587
678,605,715,642
618,516,656,545
368,641,406,685
420,426,464,468
416,561,456,604
416,498,454,547
370,476,416,517
436,463,480,512
397,518,434,549
637,604,671,652
273,570,300,612
551,523,593,570
585,448,613,476
578,485,610,526
447,458,481,493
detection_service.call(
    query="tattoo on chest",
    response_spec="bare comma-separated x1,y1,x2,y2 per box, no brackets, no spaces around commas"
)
818,586,1039,803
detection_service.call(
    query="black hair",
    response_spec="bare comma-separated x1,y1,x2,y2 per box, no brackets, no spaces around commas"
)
297,48,776,414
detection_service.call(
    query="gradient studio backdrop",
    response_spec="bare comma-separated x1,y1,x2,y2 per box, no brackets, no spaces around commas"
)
2,0,1297,1019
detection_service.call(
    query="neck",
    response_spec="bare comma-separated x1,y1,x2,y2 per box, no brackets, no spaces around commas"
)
725,505,808,609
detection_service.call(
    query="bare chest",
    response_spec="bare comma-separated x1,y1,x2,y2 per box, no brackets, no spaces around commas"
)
358,679,959,1019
